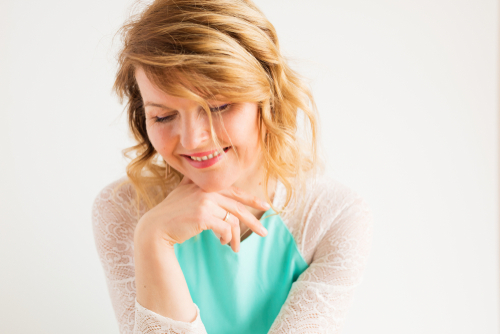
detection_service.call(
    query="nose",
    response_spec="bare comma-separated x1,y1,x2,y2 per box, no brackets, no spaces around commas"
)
179,110,211,151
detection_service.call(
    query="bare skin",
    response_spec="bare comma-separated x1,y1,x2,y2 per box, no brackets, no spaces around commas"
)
133,67,276,322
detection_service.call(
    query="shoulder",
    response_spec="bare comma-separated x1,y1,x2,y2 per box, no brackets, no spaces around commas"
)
285,173,372,222
282,173,373,264
307,174,373,235
92,176,141,219
91,176,149,243
306,173,374,242
307,173,372,217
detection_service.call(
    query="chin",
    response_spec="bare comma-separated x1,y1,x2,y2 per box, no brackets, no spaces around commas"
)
192,175,236,193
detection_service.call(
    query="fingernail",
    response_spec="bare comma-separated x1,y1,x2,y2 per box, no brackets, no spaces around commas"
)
262,201,271,209
260,227,268,236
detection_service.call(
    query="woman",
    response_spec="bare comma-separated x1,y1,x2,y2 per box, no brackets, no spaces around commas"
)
92,0,373,333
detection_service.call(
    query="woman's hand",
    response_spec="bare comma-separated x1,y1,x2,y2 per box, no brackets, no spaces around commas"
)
134,175,270,253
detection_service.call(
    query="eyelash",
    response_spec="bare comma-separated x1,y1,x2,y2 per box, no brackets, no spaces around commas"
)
153,104,231,124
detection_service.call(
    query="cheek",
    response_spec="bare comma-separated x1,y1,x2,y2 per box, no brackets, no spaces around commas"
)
216,105,260,145
147,126,175,156
238,110,261,147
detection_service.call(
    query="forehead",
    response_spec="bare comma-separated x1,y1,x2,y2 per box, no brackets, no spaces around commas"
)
135,67,173,103
135,67,227,106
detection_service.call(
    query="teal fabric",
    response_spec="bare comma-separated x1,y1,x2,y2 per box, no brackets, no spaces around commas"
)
173,208,309,334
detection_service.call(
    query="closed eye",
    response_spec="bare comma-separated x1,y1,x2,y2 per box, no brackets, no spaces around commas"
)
210,104,231,113
154,114,176,123
153,104,232,124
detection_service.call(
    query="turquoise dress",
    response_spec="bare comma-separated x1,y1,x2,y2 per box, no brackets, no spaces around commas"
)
173,208,309,334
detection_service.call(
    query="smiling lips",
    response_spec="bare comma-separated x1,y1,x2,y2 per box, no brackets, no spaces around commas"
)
187,147,226,161
182,146,231,169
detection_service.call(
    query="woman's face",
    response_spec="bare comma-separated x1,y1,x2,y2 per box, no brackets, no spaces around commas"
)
135,67,264,192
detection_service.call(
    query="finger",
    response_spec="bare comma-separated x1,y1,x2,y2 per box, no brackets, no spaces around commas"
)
210,205,241,252
228,212,240,253
218,186,271,212
212,193,268,237
206,216,233,246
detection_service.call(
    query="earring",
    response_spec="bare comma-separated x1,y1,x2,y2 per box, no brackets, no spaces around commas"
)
165,164,171,179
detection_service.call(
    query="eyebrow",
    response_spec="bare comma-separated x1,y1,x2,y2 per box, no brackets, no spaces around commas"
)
143,102,175,110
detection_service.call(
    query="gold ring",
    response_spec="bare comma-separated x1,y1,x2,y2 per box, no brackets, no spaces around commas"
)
223,211,231,222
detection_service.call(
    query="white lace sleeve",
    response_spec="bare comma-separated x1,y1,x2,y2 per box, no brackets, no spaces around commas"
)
91,178,207,334
268,184,374,334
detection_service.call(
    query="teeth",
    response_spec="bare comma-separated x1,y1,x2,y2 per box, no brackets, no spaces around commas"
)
190,148,227,161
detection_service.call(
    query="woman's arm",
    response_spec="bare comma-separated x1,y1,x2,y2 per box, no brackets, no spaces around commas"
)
268,191,374,333
91,179,208,334
133,219,197,323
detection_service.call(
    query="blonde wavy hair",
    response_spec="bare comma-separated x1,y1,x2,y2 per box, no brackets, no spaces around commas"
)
112,0,323,216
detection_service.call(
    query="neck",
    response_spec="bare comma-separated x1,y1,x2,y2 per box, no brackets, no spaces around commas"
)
232,164,277,221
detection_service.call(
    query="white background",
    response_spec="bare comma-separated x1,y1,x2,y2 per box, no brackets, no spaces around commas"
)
0,0,498,333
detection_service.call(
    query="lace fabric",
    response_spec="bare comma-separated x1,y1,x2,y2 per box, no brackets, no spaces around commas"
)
91,174,373,333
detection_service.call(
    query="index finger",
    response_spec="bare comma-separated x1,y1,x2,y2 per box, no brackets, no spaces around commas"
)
212,192,268,238
218,186,271,211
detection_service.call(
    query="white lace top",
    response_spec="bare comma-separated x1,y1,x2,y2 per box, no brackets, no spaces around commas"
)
91,173,373,333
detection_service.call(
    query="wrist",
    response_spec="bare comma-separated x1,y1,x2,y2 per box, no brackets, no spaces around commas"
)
134,215,176,251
